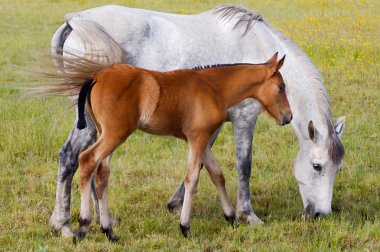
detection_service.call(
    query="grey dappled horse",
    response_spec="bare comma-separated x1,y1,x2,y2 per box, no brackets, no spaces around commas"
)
50,5,345,237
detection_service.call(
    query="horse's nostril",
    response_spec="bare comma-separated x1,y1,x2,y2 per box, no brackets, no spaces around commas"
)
314,212,321,219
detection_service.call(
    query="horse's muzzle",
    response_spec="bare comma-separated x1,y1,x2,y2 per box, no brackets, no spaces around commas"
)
302,204,330,220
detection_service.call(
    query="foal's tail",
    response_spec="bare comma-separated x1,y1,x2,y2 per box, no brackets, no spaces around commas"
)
76,79,95,130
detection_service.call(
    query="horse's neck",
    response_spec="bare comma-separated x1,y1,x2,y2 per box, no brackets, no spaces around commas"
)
247,22,332,141
199,66,266,109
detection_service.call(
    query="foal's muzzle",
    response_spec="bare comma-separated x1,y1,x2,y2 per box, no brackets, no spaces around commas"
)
279,110,293,125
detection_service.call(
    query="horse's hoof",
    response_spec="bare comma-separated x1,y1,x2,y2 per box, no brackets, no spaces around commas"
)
237,211,264,225
224,214,237,228
50,215,74,238
180,224,192,238
73,231,86,244
61,225,75,238
101,227,119,242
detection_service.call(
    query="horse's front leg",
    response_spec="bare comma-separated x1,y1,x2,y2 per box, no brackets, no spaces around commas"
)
228,99,263,225
50,110,97,237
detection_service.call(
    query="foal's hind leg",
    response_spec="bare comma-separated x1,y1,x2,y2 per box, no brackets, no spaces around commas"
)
74,129,130,242
94,156,118,241
202,147,235,226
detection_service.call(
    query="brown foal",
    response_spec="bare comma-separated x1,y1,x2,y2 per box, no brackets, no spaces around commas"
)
37,52,292,241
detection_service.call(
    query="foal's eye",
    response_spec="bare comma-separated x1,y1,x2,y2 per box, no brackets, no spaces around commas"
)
312,163,322,172
279,84,285,92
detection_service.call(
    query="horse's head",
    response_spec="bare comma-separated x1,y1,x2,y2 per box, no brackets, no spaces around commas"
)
294,117,345,219
258,53,292,125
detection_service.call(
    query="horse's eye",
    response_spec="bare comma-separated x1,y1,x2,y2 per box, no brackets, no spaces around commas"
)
279,84,285,92
313,163,322,172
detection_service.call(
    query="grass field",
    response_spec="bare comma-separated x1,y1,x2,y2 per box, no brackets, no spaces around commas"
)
0,0,379,251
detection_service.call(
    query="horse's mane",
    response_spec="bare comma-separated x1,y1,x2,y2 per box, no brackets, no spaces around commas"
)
192,63,259,70
213,4,344,163
213,5,263,36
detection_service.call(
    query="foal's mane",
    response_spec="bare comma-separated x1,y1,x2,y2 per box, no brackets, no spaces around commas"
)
192,63,259,70
213,4,344,164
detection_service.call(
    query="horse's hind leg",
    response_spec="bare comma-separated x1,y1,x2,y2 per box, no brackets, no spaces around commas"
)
167,126,223,212
202,147,235,226
50,109,97,237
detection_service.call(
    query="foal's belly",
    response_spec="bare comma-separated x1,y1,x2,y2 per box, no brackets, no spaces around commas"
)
138,113,186,140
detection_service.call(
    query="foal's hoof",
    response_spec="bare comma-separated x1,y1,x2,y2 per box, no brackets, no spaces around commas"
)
180,224,192,238
101,227,119,242
224,214,237,228
73,231,86,244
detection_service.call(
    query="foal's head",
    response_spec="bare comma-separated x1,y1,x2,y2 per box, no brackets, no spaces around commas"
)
256,53,292,125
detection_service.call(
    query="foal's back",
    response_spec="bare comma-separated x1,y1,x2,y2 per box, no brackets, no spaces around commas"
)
91,64,226,139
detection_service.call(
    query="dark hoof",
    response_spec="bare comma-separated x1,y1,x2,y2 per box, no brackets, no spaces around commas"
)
167,200,183,212
224,214,237,228
180,224,192,238
73,230,86,244
101,227,119,242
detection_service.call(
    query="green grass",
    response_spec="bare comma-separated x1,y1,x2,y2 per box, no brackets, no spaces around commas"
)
0,0,379,250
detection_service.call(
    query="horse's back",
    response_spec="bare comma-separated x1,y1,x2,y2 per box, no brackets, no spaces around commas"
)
54,4,249,70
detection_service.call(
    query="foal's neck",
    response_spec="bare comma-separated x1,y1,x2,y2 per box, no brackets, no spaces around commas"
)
197,65,267,109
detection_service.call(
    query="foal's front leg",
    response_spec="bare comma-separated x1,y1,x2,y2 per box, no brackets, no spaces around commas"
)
167,126,222,212
180,135,209,238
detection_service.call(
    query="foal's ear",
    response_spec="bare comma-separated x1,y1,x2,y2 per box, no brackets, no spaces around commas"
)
275,55,286,72
265,52,278,65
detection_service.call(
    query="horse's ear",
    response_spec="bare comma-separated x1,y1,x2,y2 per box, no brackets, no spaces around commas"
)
265,52,278,65
334,116,345,140
308,120,320,143
275,55,286,72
